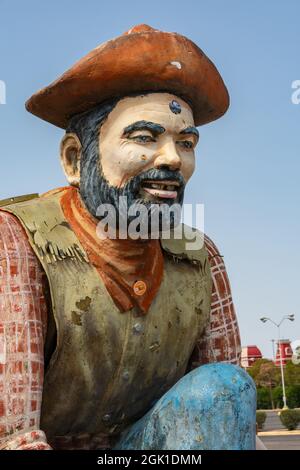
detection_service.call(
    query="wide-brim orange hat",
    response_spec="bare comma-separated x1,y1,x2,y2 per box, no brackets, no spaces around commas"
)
26,24,229,129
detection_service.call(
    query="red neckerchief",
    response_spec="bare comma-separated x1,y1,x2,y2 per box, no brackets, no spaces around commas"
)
60,186,164,315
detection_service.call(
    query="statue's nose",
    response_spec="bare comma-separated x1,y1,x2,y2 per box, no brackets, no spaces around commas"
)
153,141,181,171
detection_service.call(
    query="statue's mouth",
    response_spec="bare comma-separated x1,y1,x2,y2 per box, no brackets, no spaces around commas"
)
140,179,181,200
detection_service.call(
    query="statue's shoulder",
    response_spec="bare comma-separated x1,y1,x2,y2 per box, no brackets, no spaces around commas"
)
0,187,68,224
161,223,209,269
0,187,68,209
0,187,69,244
0,200,38,257
0,193,39,208
0,187,87,264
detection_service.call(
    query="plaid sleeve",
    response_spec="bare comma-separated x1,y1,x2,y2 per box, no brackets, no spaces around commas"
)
0,210,50,449
186,234,241,371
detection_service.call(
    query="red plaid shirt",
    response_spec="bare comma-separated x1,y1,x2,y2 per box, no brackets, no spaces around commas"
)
0,210,241,450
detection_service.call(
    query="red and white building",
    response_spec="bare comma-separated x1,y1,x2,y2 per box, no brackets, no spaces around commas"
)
275,339,293,366
241,345,262,369
241,339,293,368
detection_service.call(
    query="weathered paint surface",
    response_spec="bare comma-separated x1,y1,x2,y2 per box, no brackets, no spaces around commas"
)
0,211,51,450
0,209,241,449
25,24,229,129
115,363,256,450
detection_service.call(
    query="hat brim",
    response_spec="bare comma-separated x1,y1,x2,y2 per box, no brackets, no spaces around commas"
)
26,30,229,129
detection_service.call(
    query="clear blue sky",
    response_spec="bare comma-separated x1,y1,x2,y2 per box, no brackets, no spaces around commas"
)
0,0,299,358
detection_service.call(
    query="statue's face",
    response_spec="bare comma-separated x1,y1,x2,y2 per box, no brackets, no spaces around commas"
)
99,93,198,201
61,92,199,233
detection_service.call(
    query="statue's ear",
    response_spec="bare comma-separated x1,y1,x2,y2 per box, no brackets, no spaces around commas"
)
60,133,82,187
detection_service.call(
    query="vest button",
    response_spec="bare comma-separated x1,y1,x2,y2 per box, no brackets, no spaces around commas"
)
133,323,143,334
102,414,111,423
122,370,130,381
133,280,147,296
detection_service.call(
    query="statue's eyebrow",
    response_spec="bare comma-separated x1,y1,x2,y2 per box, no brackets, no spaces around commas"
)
180,126,199,139
123,121,166,137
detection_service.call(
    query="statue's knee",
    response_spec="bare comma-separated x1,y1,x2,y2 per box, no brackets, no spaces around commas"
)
179,363,256,409
116,363,257,450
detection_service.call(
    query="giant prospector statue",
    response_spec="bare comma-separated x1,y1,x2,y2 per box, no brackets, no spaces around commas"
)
0,24,257,450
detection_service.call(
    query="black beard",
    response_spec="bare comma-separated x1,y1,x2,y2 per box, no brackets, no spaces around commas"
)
80,146,185,234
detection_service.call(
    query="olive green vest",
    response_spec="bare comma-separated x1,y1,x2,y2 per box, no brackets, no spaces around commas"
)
1,189,212,439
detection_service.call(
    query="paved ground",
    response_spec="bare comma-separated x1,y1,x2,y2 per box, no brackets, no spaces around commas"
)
257,409,300,449
262,410,285,430
259,434,300,450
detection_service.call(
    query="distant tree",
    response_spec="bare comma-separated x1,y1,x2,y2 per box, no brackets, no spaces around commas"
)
249,359,280,409
273,386,283,408
249,359,300,409
257,362,280,409
284,362,300,386
256,361,280,386
272,384,300,408
286,385,300,408
257,388,271,409
248,359,272,382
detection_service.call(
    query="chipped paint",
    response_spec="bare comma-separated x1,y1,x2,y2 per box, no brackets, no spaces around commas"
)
0,196,241,449
75,296,91,312
114,364,256,450
170,61,182,69
71,311,82,326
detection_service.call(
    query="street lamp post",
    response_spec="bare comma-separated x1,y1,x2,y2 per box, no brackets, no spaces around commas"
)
270,339,276,361
260,314,295,409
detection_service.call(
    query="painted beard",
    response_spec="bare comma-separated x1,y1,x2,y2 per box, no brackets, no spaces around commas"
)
80,144,185,235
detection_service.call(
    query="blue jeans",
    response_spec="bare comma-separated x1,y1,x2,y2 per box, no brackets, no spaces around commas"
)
114,363,256,450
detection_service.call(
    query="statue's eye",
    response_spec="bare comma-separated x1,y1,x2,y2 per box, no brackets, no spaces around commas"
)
130,134,156,143
177,140,194,150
